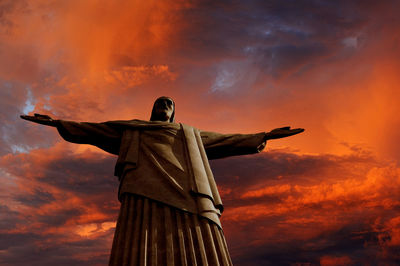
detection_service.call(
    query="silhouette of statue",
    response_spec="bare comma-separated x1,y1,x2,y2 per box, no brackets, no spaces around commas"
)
21,96,303,265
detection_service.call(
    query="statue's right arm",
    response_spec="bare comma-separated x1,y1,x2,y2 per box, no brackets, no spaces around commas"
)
20,113,122,155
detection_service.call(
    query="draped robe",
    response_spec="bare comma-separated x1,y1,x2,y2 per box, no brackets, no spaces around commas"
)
56,119,267,265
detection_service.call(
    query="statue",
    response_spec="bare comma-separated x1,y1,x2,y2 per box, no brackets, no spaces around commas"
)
21,96,304,265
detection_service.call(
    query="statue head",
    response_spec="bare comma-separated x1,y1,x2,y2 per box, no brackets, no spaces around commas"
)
150,96,175,122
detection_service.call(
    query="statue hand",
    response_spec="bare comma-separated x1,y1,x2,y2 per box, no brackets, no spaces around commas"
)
20,113,58,127
265,126,304,140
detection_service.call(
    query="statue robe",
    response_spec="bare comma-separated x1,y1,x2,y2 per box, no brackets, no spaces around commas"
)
56,119,266,265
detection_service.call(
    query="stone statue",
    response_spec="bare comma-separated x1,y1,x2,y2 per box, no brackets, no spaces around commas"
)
21,96,304,266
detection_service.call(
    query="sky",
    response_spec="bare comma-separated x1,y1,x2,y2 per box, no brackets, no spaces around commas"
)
1,0,400,265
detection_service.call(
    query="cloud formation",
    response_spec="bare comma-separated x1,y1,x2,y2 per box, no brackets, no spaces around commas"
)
213,150,400,264
1,0,400,265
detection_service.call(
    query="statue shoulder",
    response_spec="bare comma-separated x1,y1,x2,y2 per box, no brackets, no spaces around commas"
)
180,122,201,132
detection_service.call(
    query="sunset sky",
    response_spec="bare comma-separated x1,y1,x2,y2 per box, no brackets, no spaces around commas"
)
1,0,400,265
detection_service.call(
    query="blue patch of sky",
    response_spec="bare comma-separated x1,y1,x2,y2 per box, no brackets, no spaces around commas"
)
210,60,259,94
43,95,52,110
342,36,358,48
10,145,30,154
211,68,237,93
22,87,35,114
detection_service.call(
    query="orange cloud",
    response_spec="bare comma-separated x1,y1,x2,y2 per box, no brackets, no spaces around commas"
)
241,184,291,198
1,0,400,265
320,255,353,266
104,65,177,88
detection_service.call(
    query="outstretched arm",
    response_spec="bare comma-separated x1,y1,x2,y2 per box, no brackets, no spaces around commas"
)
201,131,267,160
20,113,122,155
201,126,304,160
264,126,304,140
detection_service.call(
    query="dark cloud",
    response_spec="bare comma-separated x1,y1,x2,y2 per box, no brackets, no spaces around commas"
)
0,230,113,266
2,146,118,196
226,219,388,265
41,154,118,196
211,148,377,204
37,208,83,227
0,145,120,264
14,189,54,207
209,149,400,264
170,0,377,73
0,205,19,231
1,145,399,265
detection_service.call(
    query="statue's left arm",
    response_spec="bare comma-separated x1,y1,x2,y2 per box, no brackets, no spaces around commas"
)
200,131,267,160
201,127,304,160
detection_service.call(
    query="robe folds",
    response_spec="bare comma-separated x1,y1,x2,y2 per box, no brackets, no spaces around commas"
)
56,119,266,264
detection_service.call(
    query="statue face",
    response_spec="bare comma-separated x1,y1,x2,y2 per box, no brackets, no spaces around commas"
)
151,97,174,122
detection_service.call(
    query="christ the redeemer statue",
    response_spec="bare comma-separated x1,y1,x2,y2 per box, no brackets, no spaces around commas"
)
21,96,303,266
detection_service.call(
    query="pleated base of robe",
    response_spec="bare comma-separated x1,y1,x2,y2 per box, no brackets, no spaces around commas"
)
109,194,233,266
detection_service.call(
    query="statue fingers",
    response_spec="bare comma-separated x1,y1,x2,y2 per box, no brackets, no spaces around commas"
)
289,128,305,135
34,113,52,120
20,114,57,126
20,115,36,121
